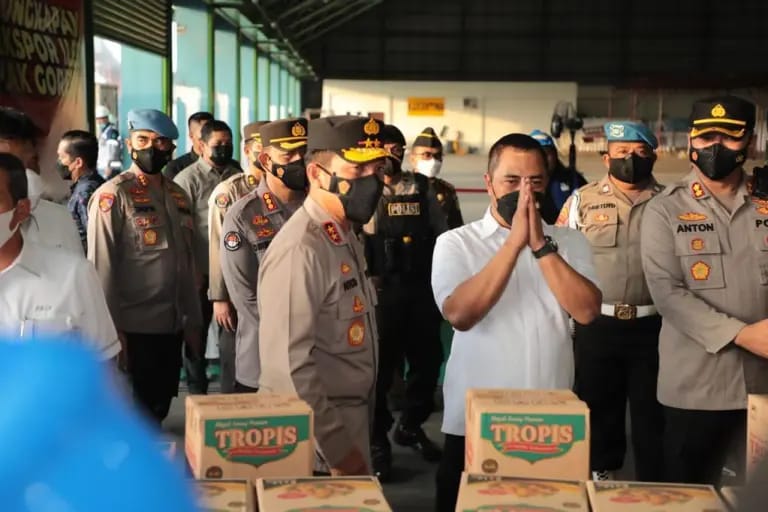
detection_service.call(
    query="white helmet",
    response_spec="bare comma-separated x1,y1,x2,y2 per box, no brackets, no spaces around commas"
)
95,105,110,119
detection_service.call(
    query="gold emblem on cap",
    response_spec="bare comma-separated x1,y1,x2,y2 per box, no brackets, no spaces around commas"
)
363,117,380,136
711,104,726,118
291,122,306,137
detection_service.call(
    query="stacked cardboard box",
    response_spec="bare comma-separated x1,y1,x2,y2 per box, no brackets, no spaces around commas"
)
256,476,392,511
455,472,589,511
747,394,768,478
719,486,740,511
194,479,254,512
185,393,313,481
465,389,590,480
586,481,728,512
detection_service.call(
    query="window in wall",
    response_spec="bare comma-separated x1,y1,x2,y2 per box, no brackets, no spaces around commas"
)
269,60,280,120
257,55,270,121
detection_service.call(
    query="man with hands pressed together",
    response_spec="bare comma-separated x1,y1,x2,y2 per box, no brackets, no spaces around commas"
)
431,133,601,512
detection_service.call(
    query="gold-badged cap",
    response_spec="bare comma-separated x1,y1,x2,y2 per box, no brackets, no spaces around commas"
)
259,118,308,150
689,95,755,139
307,116,389,163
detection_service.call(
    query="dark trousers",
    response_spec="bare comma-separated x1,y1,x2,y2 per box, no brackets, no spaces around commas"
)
124,331,183,424
435,434,464,512
372,283,443,443
574,314,664,481
234,381,259,393
218,327,236,393
184,277,211,394
664,406,746,485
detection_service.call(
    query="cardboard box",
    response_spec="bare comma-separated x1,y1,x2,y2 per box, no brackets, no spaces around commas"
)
194,479,254,512
255,476,392,512
719,487,740,511
455,472,589,512
586,481,728,512
465,389,589,480
747,394,768,477
185,393,313,480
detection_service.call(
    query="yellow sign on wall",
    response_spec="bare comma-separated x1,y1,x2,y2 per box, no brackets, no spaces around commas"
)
408,97,445,116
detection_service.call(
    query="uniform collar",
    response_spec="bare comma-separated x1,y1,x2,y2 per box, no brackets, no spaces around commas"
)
479,207,502,239
71,170,98,190
5,238,42,277
304,195,349,246
196,158,214,173
598,174,662,204
684,168,749,202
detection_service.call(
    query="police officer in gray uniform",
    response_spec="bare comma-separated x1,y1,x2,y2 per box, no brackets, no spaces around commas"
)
641,96,768,485
220,118,308,393
87,109,202,423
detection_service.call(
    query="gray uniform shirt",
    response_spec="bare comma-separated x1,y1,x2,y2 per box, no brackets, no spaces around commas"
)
641,169,768,410
174,158,241,274
220,178,304,388
257,196,378,471
86,171,202,333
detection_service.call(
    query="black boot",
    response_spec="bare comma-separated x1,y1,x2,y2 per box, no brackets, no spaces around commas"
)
371,436,392,482
392,422,442,462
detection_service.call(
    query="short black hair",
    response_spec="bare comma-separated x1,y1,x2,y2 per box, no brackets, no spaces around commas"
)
487,133,546,175
0,107,37,142
0,152,28,203
60,130,99,169
200,120,232,143
188,111,214,127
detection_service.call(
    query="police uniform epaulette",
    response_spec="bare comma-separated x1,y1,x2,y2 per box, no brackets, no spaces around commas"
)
660,179,688,196
112,172,136,186
576,181,601,195
434,177,455,191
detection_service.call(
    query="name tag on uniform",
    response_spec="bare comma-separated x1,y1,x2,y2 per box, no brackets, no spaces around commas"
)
387,202,420,216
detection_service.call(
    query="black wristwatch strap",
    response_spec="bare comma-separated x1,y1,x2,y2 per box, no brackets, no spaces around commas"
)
532,236,558,259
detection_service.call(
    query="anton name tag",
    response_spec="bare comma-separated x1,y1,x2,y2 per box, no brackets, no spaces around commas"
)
388,202,420,216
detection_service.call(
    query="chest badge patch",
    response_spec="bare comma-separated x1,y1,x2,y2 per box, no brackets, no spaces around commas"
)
215,194,230,208
690,238,705,251
347,319,365,347
387,202,421,216
252,215,270,226
691,182,706,199
98,193,115,212
134,215,159,228
224,231,243,251
594,213,610,223
352,296,365,314
143,229,158,246
678,212,708,221
341,262,351,274
690,260,711,281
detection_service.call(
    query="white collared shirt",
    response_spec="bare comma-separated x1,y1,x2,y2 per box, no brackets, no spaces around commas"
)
432,208,598,436
21,197,83,256
0,240,120,360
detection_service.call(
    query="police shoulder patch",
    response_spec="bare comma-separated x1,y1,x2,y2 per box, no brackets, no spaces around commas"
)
223,231,243,251
215,193,230,209
98,193,115,212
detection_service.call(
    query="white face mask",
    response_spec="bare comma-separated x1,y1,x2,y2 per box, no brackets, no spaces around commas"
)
0,209,18,248
415,158,442,178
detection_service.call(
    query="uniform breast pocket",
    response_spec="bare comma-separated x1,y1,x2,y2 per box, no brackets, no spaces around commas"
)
331,292,370,354
749,228,768,285
583,209,618,247
132,214,169,252
675,232,725,290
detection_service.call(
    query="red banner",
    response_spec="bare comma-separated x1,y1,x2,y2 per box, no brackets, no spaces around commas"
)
0,0,87,198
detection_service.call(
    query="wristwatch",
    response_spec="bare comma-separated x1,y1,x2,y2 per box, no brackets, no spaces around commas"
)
532,236,558,259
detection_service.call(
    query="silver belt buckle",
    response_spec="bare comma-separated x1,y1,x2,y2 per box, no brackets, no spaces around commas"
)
614,304,637,320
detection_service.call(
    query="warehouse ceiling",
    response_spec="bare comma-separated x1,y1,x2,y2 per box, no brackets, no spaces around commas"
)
247,0,768,88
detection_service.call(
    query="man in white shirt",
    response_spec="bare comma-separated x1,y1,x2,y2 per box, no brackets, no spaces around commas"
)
0,153,120,361
0,107,81,254
431,133,601,511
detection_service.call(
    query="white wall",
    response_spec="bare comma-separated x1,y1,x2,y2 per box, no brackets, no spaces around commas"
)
322,80,578,151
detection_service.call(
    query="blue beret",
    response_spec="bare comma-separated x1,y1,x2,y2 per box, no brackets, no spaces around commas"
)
530,129,555,147
126,109,179,139
604,121,658,149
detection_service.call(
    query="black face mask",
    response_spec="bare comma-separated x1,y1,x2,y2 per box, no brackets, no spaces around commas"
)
132,146,174,175
271,160,308,191
495,190,546,225
56,160,72,180
608,154,655,184
210,144,233,167
753,166,768,200
320,165,384,224
690,143,747,181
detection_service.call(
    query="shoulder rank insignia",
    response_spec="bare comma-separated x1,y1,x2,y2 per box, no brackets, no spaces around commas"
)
690,260,711,281
247,174,257,187
756,206,768,216
323,222,343,245
252,215,270,226
142,229,158,246
223,231,243,251
215,193,230,209
137,174,149,188
99,193,115,212
263,192,278,212
678,212,708,221
691,182,706,199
